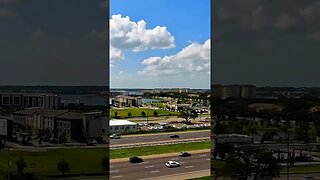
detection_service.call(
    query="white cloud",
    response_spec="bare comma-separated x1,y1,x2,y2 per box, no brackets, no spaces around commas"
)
110,46,123,64
110,14,175,52
274,14,298,30
138,39,210,76
0,8,17,18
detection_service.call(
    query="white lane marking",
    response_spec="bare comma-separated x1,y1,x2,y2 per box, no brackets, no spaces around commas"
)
110,165,114,168
199,155,207,157
172,158,179,160
145,165,154,168
206,158,210,161
180,161,185,164
110,170,119,173
112,175,123,179
139,169,210,180
142,161,149,164
185,166,194,169
150,170,160,173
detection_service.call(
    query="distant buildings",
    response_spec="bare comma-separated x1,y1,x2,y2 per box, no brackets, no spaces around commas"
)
109,119,137,133
144,88,189,93
12,109,104,142
112,95,142,107
0,93,61,109
212,85,256,99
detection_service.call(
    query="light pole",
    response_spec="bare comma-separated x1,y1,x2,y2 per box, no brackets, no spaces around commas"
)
6,140,10,180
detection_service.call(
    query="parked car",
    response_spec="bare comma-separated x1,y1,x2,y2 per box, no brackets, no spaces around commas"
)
110,134,121,139
129,156,144,163
166,161,180,168
170,134,179,138
179,152,191,157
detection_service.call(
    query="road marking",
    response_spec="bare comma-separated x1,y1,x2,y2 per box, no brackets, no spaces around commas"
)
112,175,123,179
145,165,154,168
139,169,210,180
150,170,160,173
110,170,119,173
142,161,149,164
185,165,194,169
205,158,210,161
110,165,114,168
180,161,185,164
199,155,207,157
172,158,179,160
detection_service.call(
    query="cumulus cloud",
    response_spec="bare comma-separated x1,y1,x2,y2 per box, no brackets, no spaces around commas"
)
274,14,298,30
0,8,17,18
138,39,210,76
0,0,19,4
109,14,175,66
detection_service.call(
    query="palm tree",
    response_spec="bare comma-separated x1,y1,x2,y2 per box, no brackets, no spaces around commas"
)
57,159,70,175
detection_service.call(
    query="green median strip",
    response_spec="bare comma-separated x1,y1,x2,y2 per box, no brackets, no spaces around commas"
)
110,141,211,159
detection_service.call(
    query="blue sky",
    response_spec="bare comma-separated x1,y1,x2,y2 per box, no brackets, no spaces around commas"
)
110,0,210,89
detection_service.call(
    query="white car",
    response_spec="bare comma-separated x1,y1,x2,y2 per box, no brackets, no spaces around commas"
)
109,134,120,139
166,161,180,168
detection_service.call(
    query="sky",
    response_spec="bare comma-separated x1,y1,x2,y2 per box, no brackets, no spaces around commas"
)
0,0,108,86
110,0,210,89
212,0,320,87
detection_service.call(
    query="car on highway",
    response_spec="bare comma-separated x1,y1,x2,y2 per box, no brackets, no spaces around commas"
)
129,156,144,163
166,161,180,168
179,151,191,157
110,134,121,139
170,134,179,138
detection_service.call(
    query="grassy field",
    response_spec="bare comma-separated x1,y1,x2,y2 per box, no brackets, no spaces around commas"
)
0,148,107,177
288,164,320,173
110,141,211,159
110,108,179,118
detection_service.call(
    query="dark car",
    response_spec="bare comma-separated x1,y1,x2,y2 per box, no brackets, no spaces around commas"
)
129,156,144,163
170,134,179,138
179,152,191,157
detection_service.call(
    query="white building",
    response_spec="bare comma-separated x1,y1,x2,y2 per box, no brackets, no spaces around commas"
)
110,119,137,133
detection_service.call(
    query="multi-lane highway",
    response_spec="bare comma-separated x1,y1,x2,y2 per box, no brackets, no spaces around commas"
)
110,152,211,180
110,130,210,145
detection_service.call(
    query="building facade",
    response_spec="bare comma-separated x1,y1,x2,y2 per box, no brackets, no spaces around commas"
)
0,93,61,109
110,119,137,133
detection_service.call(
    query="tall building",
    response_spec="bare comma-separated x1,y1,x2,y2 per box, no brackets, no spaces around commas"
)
212,84,256,99
0,93,61,109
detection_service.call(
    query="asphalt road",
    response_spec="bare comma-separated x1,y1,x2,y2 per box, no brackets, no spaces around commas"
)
110,130,210,145
110,152,211,180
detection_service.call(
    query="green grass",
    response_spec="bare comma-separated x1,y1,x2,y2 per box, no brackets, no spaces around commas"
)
287,164,320,173
110,108,179,118
0,148,107,176
110,141,211,159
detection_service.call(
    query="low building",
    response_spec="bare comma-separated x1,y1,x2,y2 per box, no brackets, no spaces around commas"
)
113,96,142,107
12,109,104,143
110,119,137,133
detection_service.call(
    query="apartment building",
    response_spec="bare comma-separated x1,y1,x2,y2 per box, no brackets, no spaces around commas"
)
0,93,61,109
113,95,142,107
12,109,104,142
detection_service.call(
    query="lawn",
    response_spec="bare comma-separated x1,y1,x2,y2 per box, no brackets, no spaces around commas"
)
110,141,211,159
0,148,108,177
287,164,320,173
110,107,179,118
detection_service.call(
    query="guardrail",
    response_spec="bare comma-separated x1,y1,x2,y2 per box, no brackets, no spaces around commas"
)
110,137,210,149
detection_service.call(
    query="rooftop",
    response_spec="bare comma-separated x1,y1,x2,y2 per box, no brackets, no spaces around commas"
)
110,119,137,126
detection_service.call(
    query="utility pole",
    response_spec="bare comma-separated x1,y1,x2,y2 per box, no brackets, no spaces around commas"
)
286,129,289,180
6,140,10,180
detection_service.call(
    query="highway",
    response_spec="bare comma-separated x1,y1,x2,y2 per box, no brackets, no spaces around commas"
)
110,130,210,145
110,152,211,180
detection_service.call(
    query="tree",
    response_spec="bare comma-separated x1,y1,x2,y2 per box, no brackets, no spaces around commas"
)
220,146,281,180
101,157,108,172
114,111,118,118
153,110,158,117
127,112,132,117
141,111,146,117
57,159,70,175
178,108,198,124
15,156,26,175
